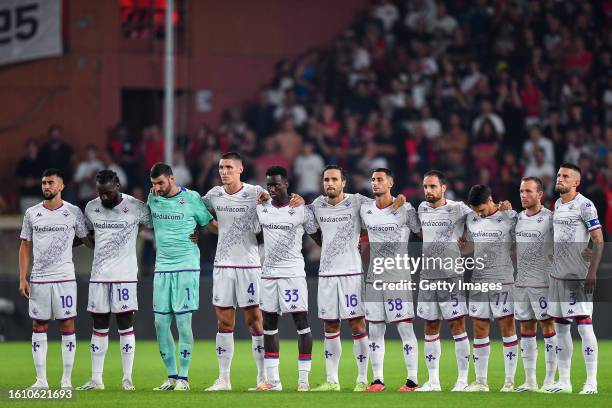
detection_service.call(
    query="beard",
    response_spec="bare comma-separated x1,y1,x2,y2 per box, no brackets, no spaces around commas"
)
158,185,173,197
325,188,339,199
555,184,570,194
101,197,119,209
425,194,440,203
42,191,56,200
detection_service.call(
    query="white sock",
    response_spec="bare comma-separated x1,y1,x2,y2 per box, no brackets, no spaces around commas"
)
61,330,76,384
397,321,418,383
91,328,109,384
543,332,557,385
577,320,598,386
353,332,369,383
298,357,311,385
119,327,135,381
368,323,386,383
216,331,234,382
555,321,572,386
424,334,441,384
520,333,537,385
473,337,490,384
324,332,341,383
502,335,518,383
251,333,265,382
453,332,470,384
31,330,48,384
264,352,280,384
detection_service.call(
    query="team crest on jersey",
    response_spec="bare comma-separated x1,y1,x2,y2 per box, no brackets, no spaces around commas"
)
344,201,351,207
569,204,575,210
537,217,543,223
471,305,477,313
497,217,503,223
178,198,185,205
288,208,295,216
447,207,453,213
242,192,248,198
62,210,70,217
123,206,129,213
367,210,372,215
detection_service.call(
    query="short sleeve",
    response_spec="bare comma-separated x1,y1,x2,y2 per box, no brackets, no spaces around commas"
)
73,207,89,238
355,193,373,205
508,210,518,242
404,203,421,233
20,211,32,241
252,208,262,234
459,202,473,217
580,200,601,232
138,200,152,227
84,205,94,231
202,188,214,211
192,192,213,227
466,222,474,242
304,205,319,234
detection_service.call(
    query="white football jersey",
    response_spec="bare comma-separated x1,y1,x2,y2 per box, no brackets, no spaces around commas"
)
253,202,318,278
203,183,264,268
466,209,517,283
552,193,601,279
310,193,372,276
515,208,554,287
84,194,151,282
360,200,421,283
20,201,89,282
418,199,472,279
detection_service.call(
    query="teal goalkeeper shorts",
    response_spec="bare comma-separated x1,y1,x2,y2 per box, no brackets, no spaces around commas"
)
153,270,200,314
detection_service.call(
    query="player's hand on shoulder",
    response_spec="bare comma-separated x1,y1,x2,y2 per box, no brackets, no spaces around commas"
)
289,193,305,207
256,191,270,204
392,194,406,210
19,279,30,298
497,200,512,211
189,228,199,244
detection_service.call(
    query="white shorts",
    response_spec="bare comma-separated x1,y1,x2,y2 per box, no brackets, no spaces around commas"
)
547,277,593,319
468,284,514,320
365,283,414,323
514,286,550,321
318,274,365,321
29,281,77,321
260,277,308,315
87,282,138,314
212,267,261,309
417,277,468,321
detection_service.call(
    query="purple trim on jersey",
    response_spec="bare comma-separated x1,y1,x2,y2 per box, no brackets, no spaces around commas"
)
43,202,65,211
93,331,108,337
264,352,279,359
213,265,262,269
496,313,514,320
420,317,440,323
165,187,185,199
319,273,363,278
549,275,588,282
224,184,245,196
365,319,385,323
320,317,341,322
270,201,290,209
470,316,490,321
61,330,75,336
552,317,571,324
298,354,312,361
241,304,260,310
56,315,76,321
525,209,542,217
30,279,76,284
89,280,138,283
32,327,48,333
391,317,414,324
576,317,593,324
153,310,196,315
375,201,393,210
20,237,30,241
33,319,49,324
346,315,365,321
154,269,200,274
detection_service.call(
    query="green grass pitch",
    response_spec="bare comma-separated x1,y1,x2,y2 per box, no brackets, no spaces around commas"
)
0,339,610,407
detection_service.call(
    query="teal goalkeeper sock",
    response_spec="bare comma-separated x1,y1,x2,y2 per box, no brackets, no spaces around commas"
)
154,313,177,377
176,313,194,379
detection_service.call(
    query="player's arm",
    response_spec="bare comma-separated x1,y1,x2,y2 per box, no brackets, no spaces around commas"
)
585,228,604,293
18,239,32,298
497,200,513,211
308,230,322,247
457,231,474,255
206,219,219,234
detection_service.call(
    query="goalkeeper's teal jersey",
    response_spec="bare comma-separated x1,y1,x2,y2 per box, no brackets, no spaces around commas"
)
147,187,212,271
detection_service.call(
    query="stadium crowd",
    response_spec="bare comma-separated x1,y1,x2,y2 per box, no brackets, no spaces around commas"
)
14,0,612,252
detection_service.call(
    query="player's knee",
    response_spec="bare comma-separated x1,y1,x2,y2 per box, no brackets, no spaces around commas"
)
448,318,465,335
32,320,48,330
154,313,171,331
324,320,341,333
348,318,365,334
92,313,111,330
115,312,133,330
244,307,262,329
498,317,516,336
292,312,310,331
263,313,279,331
59,318,75,332
424,319,441,335
540,319,556,335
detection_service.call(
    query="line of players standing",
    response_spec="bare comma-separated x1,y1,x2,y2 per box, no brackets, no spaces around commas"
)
18,152,603,395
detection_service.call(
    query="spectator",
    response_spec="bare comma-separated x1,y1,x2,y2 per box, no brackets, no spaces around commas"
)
524,147,555,197
143,125,165,172
472,99,505,136
346,80,379,119
471,119,500,181
15,139,45,213
39,125,74,183
274,116,303,163
171,150,192,188
274,89,308,127
374,0,399,33
293,141,324,202
522,126,555,168
246,88,276,139
100,150,128,189
73,144,104,207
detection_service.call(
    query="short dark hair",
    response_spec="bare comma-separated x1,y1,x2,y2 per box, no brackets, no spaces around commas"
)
220,151,243,162
265,166,288,180
521,176,543,192
96,169,120,185
150,162,173,178
42,168,64,181
559,162,581,176
467,184,492,206
423,170,446,185
372,168,393,178
321,165,347,181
